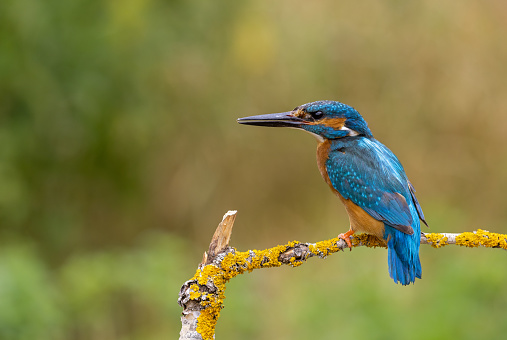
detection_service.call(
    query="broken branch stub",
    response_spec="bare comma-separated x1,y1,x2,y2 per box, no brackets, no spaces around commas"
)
201,210,237,266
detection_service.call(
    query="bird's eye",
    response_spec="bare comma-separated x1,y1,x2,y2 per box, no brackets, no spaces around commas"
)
311,111,323,120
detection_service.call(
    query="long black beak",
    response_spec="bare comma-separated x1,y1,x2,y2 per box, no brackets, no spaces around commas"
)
237,112,305,128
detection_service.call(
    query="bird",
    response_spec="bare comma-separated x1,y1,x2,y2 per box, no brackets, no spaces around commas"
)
237,100,427,285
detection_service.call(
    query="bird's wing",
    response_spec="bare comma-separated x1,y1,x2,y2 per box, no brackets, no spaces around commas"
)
408,181,428,227
326,138,416,235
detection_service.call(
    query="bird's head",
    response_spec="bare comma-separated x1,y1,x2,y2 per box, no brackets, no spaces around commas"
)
237,100,373,141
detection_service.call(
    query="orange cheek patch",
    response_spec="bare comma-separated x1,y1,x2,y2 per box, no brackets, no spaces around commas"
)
307,117,346,128
323,117,346,129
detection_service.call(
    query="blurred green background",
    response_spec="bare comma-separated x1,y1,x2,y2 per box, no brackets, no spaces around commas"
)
1,0,507,339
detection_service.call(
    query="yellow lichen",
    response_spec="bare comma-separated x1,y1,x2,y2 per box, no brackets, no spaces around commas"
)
287,240,300,248
425,233,448,248
197,308,219,340
309,237,341,257
289,256,304,267
307,234,386,258
351,234,387,248
455,229,507,249
189,284,201,300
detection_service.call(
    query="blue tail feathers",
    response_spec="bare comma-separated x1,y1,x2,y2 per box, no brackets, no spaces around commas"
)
384,225,421,285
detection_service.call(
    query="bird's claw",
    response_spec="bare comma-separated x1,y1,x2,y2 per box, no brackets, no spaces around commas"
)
338,231,354,251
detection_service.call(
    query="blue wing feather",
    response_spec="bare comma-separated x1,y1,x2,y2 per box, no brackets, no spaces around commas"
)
408,181,428,227
326,137,415,234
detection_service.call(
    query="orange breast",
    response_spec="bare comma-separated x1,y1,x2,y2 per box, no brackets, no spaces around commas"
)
316,141,385,238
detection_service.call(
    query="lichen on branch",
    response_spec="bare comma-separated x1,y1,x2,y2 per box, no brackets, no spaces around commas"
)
421,229,507,249
178,211,507,340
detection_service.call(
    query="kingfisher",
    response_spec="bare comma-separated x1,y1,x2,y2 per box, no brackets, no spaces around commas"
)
237,100,427,285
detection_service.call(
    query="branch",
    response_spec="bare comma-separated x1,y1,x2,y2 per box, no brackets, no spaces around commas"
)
421,231,507,249
178,210,507,340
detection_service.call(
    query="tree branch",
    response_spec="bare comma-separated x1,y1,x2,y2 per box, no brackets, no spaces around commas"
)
178,210,507,340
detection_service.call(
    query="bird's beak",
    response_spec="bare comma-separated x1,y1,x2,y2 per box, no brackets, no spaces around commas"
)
237,112,305,128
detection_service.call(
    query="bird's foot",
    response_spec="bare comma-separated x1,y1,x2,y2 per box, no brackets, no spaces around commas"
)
338,229,355,251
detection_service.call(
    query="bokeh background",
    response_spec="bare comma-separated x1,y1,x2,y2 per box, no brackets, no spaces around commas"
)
1,0,507,339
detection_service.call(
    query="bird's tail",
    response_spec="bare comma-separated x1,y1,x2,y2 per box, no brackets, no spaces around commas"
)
384,225,421,285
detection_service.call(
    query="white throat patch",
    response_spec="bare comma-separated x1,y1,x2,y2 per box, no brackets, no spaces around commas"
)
340,126,359,136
